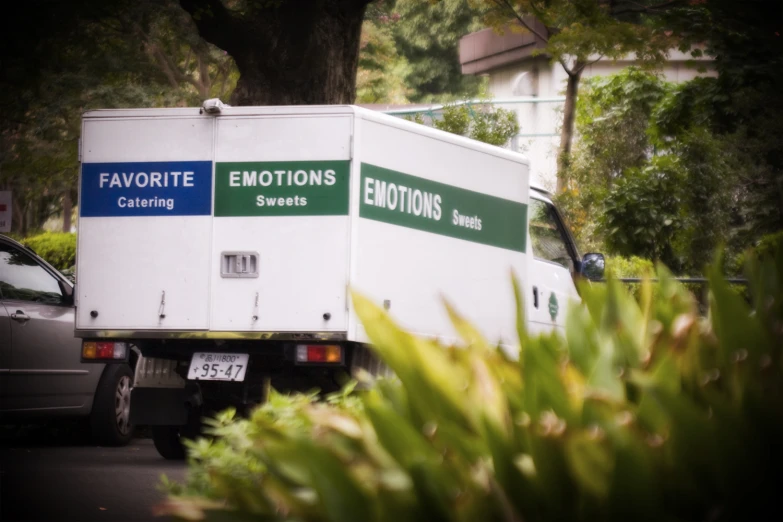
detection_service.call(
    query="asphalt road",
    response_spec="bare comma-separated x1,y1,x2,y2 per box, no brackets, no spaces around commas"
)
0,427,186,522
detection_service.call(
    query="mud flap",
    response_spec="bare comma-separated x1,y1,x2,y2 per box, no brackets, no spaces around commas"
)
129,385,201,426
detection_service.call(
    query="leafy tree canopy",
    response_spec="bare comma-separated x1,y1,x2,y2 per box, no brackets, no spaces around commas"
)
391,0,485,101
558,67,755,274
470,0,676,192
0,0,236,234
357,4,412,104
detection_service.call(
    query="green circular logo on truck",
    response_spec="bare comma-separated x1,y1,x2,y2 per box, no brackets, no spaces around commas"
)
548,292,559,321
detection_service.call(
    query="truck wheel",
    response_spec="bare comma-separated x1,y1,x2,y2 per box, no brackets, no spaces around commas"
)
151,426,187,460
90,363,134,446
152,406,203,460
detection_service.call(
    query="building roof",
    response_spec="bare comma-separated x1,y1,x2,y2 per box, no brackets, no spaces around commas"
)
459,20,714,76
459,19,548,75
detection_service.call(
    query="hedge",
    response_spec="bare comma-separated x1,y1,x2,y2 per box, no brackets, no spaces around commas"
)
21,232,77,272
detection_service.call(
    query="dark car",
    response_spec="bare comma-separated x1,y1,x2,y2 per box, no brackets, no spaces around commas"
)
0,234,134,445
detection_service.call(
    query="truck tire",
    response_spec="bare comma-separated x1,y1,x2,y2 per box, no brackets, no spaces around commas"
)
152,405,203,460
151,426,187,460
90,363,134,446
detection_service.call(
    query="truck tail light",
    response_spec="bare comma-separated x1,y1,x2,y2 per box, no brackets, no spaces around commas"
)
296,344,342,364
82,341,128,361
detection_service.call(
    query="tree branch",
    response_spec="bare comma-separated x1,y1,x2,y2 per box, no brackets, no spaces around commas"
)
129,21,187,89
150,44,186,89
183,47,193,76
528,0,547,22
576,53,606,74
218,64,230,98
197,52,211,98
492,0,550,44
559,56,576,76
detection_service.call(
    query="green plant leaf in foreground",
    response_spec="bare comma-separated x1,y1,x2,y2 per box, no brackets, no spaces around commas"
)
162,246,783,522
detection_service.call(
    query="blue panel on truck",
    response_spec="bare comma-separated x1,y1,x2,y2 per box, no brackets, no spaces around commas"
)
80,161,213,217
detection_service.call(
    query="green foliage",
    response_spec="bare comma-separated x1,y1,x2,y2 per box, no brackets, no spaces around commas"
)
574,68,668,187
733,231,783,275
357,0,486,103
599,156,684,269
656,0,783,240
406,89,520,147
1,0,238,235
21,232,77,272
357,7,412,104
564,68,738,273
433,102,519,147
560,68,670,254
605,256,654,279
473,0,676,189
604,255,655,301
476,0,672,67
753,231,783,262
161,248,783,522
390,0,485,102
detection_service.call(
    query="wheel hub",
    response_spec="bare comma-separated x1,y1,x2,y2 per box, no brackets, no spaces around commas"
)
115,375,132,436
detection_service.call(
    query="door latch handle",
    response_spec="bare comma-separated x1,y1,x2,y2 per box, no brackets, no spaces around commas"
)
10,310,31,323
533,286,539,308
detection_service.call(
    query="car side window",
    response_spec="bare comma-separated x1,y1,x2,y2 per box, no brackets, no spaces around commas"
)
529,198,576,273
0,243,64,304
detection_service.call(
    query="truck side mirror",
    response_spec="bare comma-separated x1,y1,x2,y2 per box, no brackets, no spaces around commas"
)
580,253,605,281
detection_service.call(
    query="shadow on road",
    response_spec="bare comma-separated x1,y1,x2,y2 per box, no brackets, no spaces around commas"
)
0,421,152,448
0,424,183,522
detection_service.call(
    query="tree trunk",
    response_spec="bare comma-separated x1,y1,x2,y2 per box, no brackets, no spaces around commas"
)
62,190,72,233
556,64,584,194
180,0,371,106
11,194,25,236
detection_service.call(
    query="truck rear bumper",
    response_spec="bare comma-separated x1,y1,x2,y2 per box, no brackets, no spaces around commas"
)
127,341,358,426
75,330,347,341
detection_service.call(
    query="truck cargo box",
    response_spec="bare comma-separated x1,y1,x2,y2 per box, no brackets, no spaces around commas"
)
76,105,530,347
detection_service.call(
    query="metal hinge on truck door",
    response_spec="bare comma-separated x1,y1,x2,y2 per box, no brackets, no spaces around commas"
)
221,252,259,278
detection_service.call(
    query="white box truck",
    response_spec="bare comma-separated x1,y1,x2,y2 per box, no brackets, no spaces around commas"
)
76,102,604,458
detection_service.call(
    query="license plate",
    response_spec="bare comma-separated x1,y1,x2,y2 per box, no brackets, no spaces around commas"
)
188,352,249,381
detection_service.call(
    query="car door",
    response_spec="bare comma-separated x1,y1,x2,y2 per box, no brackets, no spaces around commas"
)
527,196,580,335
0,240,95,414
0,293,10,401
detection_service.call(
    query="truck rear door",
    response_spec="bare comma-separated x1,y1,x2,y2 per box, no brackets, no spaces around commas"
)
77,115,214,331
209,114,352,333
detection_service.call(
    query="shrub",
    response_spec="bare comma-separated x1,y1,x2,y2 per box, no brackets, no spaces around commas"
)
159,248,783,522
21,232,76,272
599,156,685,270
745,230,783,268
604,255,655,302
605,255,655,278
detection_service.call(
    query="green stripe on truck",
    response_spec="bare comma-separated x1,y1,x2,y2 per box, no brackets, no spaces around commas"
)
360,163,527,253
214,160,351,217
